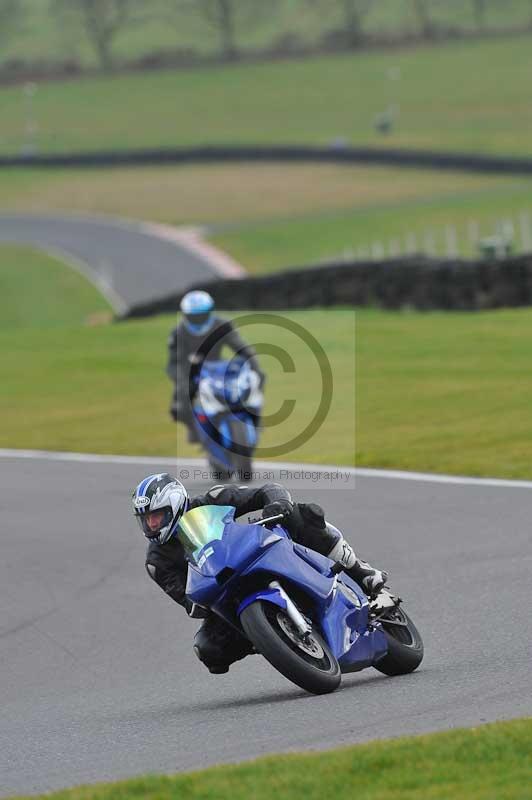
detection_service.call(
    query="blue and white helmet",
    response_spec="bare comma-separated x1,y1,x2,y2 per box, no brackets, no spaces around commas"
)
180,290,215,335
132,473,189,544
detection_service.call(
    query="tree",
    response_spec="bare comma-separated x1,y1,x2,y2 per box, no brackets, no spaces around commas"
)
200,0,238,60
305,0,373,49
472,0,487,31
50,0,139,71
171,0,279,61
410,0,436,39
339,0,373,47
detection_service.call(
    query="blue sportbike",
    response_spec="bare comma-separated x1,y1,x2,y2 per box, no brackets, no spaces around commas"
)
180,505,424,694
191,358,262,480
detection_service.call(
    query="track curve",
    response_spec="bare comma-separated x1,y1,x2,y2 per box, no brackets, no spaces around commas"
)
1,453,531,797
0,214,228,314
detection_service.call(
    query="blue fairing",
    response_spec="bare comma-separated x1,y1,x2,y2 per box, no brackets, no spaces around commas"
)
237,588,287,617
182,511,388,671
191,359,261,469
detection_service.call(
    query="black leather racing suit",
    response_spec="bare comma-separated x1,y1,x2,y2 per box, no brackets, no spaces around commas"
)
145,483,342,672
167,317,263,426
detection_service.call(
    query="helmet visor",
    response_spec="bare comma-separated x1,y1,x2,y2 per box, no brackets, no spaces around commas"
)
137,507,173,539
185,311,211,332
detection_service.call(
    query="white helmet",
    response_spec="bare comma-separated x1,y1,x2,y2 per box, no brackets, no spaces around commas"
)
180,290,215,335
132,473,189,545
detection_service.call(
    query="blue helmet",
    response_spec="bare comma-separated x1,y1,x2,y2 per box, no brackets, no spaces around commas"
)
180,290,215,335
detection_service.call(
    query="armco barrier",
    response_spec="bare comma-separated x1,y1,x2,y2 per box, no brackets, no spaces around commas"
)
3,144,532,175
119,254,532,319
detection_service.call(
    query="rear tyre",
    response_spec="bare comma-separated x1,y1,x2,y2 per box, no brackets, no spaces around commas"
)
373,606,424,676
240,600,341,695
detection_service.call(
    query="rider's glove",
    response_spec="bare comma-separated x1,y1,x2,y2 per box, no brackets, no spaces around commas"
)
361,570,388,600
262,499,293,527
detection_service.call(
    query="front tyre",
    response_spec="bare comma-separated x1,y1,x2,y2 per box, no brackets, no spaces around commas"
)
240,601,341,695
373,606,424,676
229,418,254,481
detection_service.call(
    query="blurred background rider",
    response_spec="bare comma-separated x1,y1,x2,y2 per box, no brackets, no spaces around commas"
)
167,290,265,442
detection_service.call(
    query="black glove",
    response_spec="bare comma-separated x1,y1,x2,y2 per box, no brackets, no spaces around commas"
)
170,405,178,422
262,499,293,527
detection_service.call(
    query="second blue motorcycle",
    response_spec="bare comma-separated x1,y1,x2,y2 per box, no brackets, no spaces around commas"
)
190,358,263,480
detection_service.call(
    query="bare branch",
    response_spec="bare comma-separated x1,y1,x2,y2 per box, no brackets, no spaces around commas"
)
50,0,139,71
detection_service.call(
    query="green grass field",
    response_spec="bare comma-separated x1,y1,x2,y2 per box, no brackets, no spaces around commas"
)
9,718,532,800
3,245,532,478
0,36,530,156
0,245,111,328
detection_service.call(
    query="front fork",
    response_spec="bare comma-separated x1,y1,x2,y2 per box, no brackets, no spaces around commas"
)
268,580,312,636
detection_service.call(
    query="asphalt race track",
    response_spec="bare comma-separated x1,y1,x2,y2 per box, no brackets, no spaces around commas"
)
1,453,531,797
0,214,218,313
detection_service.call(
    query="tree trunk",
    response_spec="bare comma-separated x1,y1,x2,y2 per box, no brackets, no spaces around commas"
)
342,0,370,48
472,0,486,30
81,0,129,72
217,0,237,60
411,0,435,38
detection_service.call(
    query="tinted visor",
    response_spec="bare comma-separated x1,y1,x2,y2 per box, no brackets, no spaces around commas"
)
185,311,211,330
137,507,173,539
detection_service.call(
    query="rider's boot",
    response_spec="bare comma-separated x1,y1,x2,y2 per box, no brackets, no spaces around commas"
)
296,503,388,599
327,536,388,598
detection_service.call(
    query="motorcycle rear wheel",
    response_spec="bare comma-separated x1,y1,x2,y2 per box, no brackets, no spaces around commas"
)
240,600,341,695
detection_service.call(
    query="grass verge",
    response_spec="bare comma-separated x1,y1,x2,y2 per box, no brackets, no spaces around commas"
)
9,718,532,800
0,245,111,329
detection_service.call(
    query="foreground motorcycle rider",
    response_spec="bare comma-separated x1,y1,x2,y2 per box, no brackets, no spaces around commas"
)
133,473,388,675
167,290,265,442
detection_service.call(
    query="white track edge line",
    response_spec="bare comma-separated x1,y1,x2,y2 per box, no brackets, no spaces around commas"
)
1,448,532,489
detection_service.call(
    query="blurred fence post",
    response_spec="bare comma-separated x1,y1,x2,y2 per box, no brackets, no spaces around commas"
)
405,232,417,254
389,239,401,257
445,225,458,258
467,220,479,256
423,230,436,256
519,211,532,252
371,242,385,259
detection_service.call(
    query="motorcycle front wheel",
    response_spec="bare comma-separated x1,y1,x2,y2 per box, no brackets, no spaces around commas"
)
373,605,424,676
240,600,341,695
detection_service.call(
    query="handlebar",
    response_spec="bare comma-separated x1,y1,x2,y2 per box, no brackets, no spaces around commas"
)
258,513,286,526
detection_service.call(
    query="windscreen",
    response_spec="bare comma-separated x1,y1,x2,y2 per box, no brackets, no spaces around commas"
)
178,505,235,563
